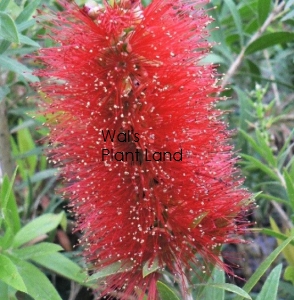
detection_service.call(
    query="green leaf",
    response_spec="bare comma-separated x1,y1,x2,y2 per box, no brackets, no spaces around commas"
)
17,123,37,176
0,169,20,236
143,257,160,278
17,19,36,32
284,169,294,211
198,283,251,299
32,252,88,285
0,12,19,43
12,242,63,260
0,39,10,54
15,0,41,24
234,235,294,300
141,0,152,6
202,268,225,300
0,280,9,299
245,32,294,55
10,256,62,300
12,212,64,248
256,264,282,300
235,88,252,133
255,129,276,167
29,169,58,184
257,0,272,25
0,85,10,98
261,194,291,206
285,0,294,10
284,266,294,285
261,228,294,247
269,217,294,266
19,33,40,48
278,281,294,297
87,261,132,282
240,154,279,181
282,9,294,21
157,281,180,300
239,129,276,167
223,0,244,46
0,228,14,249
0,0,10,11
0,254,27,293
201,53,226,64
0,55,39,82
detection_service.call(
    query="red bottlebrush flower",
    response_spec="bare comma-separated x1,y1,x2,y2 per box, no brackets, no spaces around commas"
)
35,0,251,299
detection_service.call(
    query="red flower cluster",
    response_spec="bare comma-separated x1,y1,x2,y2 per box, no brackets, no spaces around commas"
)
35,0,250,299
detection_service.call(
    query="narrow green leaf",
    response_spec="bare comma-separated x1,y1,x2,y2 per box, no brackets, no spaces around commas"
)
157,281,180,300
245,32,294,55
15,0,42,24
0,254,27,293
0,280,9,299
17,19,36,32
239,129,276,167
141,0,152,6
0,169,20,235
0,228,14,249
17,124,37,176
279,281,294,297
28,169,58,184
0,12,19,43
261,228,294,247
240,154,279,181
10,256,62,300
256,264,282,300
235,88,252,133
261,194,290,206
223,0,244,46
202,268,225,300
201,53,226,64
32,252,88,286
10,137,27,181
198,283,251,299
12,242,63,260
143,257,160,278
0,55,39,82
0,39,10,54
234,235,294,300
285,0,294,10
12,212,64,248
284,169,294,211
277,129,294,166
87,261,132,283
0,0,10,11
282,9,294,21
19,34,40,48
0,86,10,98
257,0,272,25
284,266,294,285
270,217,294,266
255,129,276,167
247,59,261,82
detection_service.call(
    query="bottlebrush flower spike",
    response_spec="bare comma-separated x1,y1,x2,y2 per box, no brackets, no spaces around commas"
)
35,0,251,299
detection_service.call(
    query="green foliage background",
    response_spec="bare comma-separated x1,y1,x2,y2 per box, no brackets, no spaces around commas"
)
0,0,294,299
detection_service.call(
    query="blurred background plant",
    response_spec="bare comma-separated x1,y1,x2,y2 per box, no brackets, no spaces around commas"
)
0,0,294,299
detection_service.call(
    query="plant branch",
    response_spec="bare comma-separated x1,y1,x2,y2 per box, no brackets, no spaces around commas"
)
221,0,286,88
